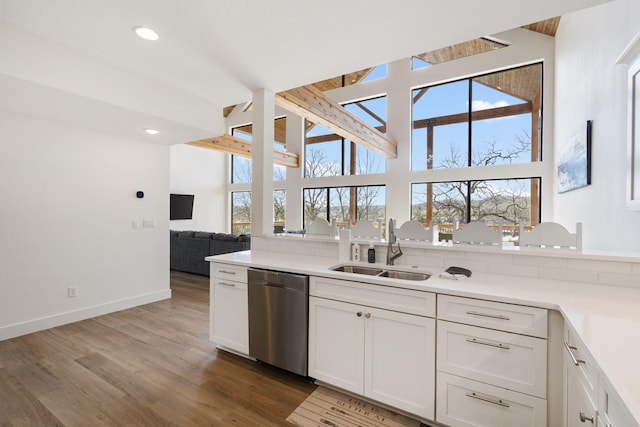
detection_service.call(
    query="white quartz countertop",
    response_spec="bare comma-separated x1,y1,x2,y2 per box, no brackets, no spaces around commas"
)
207,250,640,424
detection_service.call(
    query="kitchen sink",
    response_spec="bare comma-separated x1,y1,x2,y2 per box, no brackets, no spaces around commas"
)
331,265,385,275
377,270,431,281
330,264,431,281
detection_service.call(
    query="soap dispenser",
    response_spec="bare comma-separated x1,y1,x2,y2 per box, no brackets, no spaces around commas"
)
367,243,376,263
351,243,360,261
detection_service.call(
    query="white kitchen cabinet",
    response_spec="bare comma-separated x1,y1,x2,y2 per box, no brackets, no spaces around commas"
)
437,372,547,427
563,326,597,427
563,325,639,427
436,294,549,427
308,296,364,394
364,306,435,418
598,375,638,427
308,280,436,420
437,320,547,398
565,357,596,427
438,294,548,338
210,263,249,356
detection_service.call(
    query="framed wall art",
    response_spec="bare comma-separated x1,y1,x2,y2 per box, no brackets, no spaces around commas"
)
557,120,592,194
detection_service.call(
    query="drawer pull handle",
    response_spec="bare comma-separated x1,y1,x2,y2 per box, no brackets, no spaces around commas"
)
219,270,237,275
364,313,371,319
579,411,594,423
219,282,236,288
564,342,586,366
357,311,363,317
466,310,510,321
466,337,510,350
465,392,510,408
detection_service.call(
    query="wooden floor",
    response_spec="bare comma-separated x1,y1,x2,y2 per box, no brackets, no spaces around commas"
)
0,271,316,426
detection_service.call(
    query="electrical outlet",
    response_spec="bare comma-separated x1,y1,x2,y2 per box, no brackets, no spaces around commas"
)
68,286,78,297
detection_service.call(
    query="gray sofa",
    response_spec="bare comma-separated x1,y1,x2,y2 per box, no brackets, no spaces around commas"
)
170,230,251,276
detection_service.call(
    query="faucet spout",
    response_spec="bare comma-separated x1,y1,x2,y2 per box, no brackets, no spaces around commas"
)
386,241,403,265
386,218,403,265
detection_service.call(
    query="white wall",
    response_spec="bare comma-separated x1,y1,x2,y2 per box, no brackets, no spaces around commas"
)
0,110,171,340
554,0,640,252
169,144,228,232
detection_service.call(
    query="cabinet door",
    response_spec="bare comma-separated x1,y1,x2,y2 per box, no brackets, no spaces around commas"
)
598,379,639,427
211,279,248,355
308,296,364,394
364,307,436,420
566,358,597,427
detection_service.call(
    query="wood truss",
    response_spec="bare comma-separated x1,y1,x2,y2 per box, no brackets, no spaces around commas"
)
213,17,556,165
276,85,397,159
187,134,299,168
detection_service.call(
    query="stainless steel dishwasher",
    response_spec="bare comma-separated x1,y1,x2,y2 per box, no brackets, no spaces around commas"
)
247,268,309,376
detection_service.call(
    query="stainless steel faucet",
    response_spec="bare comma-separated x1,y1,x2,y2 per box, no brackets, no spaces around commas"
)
386,218,403,265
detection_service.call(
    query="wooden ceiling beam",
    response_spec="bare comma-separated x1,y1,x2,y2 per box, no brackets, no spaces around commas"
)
306,102,529,144
413,102,533,129
276,85,397,159
187,134,299,168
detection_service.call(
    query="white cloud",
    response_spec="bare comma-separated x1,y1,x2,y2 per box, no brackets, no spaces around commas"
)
471,99,509,111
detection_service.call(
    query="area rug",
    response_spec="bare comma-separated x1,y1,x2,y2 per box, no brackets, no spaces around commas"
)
286,386,422,427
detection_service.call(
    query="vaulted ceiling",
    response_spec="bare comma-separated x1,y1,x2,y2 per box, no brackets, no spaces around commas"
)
0,1,612,145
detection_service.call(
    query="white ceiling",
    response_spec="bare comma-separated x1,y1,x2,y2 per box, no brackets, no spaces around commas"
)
0,0,612,145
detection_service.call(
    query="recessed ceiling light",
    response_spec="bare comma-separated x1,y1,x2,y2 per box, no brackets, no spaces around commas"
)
133,26,159,41
144,128,159,135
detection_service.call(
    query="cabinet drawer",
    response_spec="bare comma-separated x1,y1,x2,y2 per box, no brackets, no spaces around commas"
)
310,276,435,317
436,372,547,427
565,326,598,400
212,263,247,282
438,294,548,338
437,321,547,398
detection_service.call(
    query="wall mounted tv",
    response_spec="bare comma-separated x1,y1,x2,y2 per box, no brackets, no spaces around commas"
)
170,194,194,220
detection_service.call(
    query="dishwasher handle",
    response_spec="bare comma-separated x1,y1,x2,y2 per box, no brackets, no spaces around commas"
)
254,280,286,289
248,268,309,294
253,279,306,292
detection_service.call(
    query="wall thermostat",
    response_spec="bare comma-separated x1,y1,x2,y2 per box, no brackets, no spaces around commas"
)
136,191,144,199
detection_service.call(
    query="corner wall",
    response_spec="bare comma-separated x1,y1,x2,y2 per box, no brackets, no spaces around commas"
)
0,110,171,340
554,0,640,252
169,144,228,232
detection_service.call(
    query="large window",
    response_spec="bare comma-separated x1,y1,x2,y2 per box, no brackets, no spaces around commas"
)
305,96,387,178
231,191,251,235
226,35,549,238
231,190,286,235
412,63,542,171
303,185,386,231
231,118,287,184
411,178,541,241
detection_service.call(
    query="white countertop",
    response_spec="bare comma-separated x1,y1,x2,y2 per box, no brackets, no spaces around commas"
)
207,249,640,424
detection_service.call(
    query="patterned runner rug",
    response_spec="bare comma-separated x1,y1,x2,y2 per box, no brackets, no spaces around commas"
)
287,386,422,427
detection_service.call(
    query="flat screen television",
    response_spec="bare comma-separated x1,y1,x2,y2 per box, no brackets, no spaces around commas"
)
170,194,194,220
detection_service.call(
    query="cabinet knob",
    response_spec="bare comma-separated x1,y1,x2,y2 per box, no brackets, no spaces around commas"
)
579,411,594,424
356,311,363,317
364,313,371,319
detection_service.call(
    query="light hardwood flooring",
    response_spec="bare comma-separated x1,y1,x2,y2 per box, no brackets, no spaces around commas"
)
0,271,316,426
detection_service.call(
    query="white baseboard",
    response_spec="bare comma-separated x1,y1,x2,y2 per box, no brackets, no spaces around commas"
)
0,289,172,341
